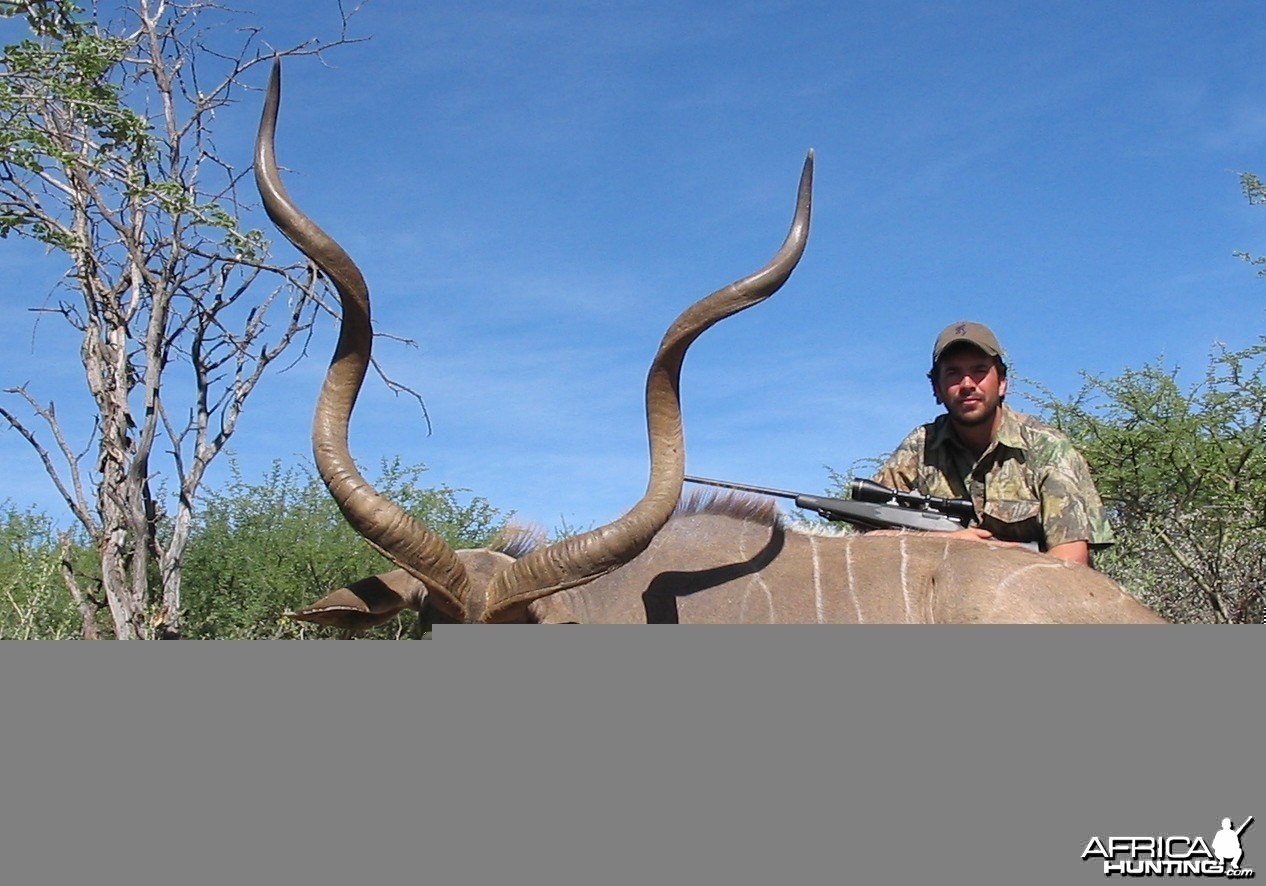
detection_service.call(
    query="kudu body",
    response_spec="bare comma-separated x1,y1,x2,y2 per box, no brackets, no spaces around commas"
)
255,61,1166,627
319,496,1166,625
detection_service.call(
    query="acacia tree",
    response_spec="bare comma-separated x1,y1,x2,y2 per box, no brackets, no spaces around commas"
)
1028,341,1266,624
0,0,363,637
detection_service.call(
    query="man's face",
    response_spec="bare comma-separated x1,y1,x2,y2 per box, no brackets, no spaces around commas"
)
933,345,1007,428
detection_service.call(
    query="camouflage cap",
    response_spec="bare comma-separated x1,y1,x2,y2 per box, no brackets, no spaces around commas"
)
932,321,1004,364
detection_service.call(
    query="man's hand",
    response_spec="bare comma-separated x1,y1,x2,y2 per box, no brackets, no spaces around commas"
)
867,527,1016,546
1045,540,1091,566
946,527,996,543
945,528,1039,554
866,528,1089,565
949,530,1092,566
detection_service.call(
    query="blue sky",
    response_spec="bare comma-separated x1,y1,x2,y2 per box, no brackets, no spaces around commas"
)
3,1,1266,534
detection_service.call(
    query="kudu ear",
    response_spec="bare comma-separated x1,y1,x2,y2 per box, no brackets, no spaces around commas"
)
288,571,420,633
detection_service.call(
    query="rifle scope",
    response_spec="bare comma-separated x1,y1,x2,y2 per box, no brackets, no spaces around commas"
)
848,478,976,524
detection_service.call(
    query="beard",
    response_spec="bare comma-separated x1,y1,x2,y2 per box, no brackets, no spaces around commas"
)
947,397,1000,429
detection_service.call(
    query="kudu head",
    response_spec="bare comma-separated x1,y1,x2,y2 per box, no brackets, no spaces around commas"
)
254,59,812,625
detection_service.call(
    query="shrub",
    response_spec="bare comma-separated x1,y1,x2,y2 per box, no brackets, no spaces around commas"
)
179,457,510,638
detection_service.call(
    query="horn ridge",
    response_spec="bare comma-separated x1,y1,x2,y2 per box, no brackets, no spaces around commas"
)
255,59,471,620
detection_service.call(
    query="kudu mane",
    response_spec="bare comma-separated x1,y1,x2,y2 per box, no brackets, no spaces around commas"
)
493,492,785,562
674,489,782,525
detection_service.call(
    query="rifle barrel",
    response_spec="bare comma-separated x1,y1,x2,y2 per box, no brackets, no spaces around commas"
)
684,475,801,500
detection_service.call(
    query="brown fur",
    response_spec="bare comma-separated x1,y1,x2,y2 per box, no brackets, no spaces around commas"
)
526,509,1167,624
299,505,1166,628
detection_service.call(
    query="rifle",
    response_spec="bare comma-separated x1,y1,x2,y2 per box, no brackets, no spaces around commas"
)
684,475,976,533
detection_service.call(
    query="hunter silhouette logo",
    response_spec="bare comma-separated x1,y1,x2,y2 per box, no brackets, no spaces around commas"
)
1082,815,1255,877
955,322,968,335
1215,819,1253,872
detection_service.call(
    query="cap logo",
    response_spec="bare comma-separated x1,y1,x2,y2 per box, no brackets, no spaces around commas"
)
955,323,967,335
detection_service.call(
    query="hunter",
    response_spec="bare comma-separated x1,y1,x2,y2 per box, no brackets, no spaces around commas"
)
872,321,1113,566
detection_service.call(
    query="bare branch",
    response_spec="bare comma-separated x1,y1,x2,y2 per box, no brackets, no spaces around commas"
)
0,388,98,533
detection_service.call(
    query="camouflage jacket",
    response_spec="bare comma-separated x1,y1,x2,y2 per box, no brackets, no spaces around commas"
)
871,406,1114,550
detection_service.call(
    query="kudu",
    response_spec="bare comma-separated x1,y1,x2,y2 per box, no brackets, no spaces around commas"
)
255,61,1167,626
